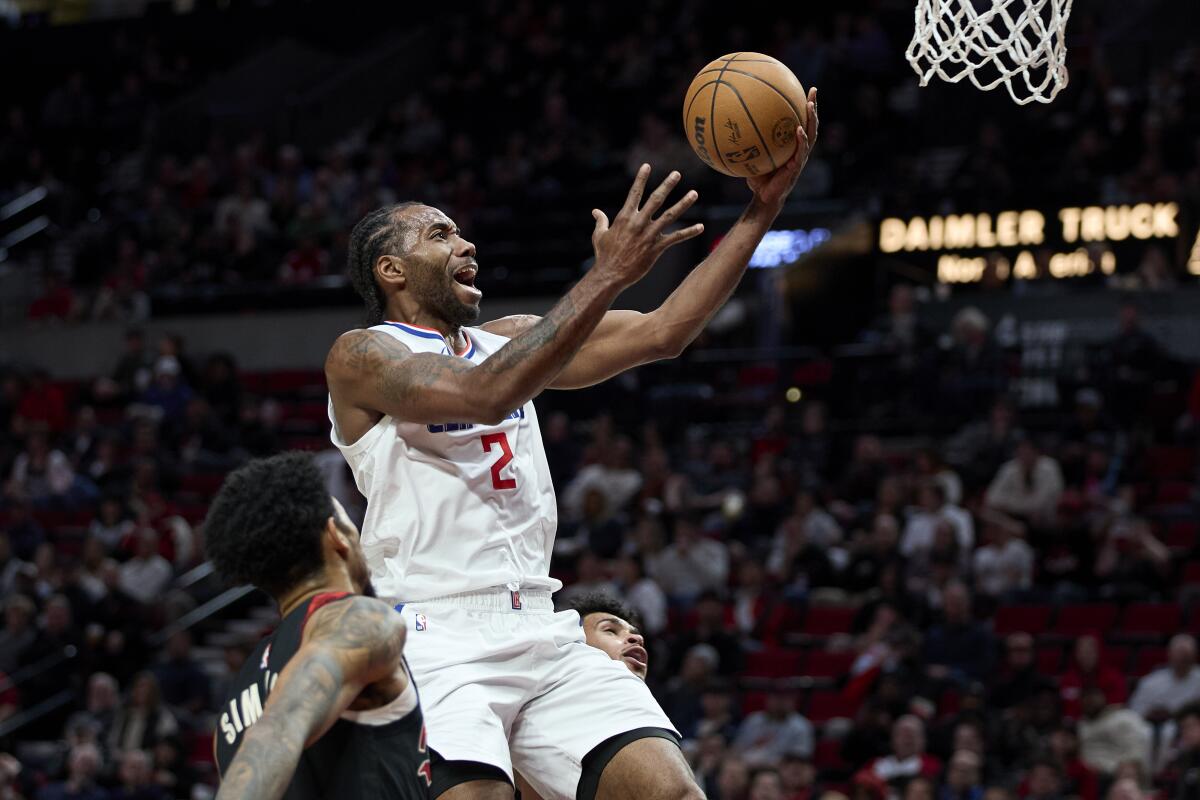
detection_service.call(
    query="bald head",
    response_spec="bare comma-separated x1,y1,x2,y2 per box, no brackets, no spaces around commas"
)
1170,634,1197,676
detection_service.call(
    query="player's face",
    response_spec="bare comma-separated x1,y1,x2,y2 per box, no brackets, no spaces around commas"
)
330,497,375,597
398,206,481,327
582,612,647,679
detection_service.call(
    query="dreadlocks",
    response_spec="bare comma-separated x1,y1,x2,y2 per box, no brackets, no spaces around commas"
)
346,201,424,326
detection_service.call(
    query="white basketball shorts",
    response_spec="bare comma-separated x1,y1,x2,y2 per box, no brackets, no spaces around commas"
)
394,588,678,799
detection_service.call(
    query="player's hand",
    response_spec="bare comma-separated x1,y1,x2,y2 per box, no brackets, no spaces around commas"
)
590,165,704,288
747,87,819,208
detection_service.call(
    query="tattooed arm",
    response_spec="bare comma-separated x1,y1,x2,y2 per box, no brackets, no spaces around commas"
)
215,596,406,800
487,90,819,389
326,165,703,428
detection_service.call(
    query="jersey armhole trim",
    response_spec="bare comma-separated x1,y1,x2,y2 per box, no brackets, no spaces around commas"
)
328,396,390,456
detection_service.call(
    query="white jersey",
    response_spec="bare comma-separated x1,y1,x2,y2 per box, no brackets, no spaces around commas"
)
328,321,561,603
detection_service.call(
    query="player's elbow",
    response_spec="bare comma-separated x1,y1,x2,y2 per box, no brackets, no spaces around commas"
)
654,334,687,360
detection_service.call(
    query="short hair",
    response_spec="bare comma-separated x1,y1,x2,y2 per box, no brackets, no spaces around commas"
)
204,452,335,597
568,592,641,631
1177,702,1200,724
347,202,425,326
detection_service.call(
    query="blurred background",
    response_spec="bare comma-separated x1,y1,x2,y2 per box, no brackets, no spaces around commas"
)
2,0,1200,799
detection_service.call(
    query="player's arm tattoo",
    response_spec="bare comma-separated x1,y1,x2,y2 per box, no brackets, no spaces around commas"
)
215,598,404,800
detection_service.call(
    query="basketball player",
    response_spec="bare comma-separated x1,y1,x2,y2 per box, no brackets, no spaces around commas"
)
325,89,817,800
569,593,649,680
206,452,429,800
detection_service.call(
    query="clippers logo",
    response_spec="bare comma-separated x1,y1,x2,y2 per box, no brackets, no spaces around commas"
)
259,644,271,670
511,591,522,610
415,613,428,631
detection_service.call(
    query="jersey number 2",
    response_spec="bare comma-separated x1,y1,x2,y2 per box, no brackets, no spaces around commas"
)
481,433,517,490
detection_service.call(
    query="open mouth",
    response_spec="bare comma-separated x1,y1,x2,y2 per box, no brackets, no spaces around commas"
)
453,265,478,288
622,646,648,669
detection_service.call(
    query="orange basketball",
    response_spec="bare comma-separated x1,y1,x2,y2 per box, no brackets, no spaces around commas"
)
682,52,808,178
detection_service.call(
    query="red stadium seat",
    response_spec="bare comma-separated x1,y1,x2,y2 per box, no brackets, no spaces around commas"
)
806,650,857,678
1185,562,1200,586
1166,521,1199,551
1119,603,1182,637
744,649,805,679
1146,447,1197,480
806,690,855,723
993,605,1051,636
802,607,857,637
1133,647,1167,676
1156,482,1194,506
1053,604,1119,637
1102,645,1132,672
814,739,850,771
1036,645,1063,674
179,472,227,499
741,691,768,716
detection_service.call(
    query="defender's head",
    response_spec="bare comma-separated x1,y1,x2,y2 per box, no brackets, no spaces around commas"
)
569,593,647,679
204,452,373,601
347,203,480,327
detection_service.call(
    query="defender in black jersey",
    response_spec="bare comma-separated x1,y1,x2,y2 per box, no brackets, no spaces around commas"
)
205,452,429,800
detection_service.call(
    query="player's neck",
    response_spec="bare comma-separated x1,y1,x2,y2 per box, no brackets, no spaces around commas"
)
384,304,467,352
276,571,356,618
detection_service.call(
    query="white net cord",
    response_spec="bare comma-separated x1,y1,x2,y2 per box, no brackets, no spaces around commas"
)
907,0,1074,105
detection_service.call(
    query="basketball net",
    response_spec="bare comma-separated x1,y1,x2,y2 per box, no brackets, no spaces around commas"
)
906,0,1073,105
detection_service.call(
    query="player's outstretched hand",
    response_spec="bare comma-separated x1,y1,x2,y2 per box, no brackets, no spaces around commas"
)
747,86,819,208
589,165,704,288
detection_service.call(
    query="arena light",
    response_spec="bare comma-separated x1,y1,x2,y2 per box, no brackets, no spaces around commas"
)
745,228,832,268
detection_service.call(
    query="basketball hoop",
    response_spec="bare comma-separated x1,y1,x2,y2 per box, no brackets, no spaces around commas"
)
906,0,1074,105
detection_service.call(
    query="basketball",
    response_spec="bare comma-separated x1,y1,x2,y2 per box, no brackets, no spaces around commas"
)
682,52,809,178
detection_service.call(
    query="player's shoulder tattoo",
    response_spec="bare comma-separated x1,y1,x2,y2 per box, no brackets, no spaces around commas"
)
306,595,405,674
327,328,414,377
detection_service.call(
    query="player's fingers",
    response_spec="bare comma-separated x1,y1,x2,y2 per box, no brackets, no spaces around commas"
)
620,164,651,217
658,223,705,250
640,170,681,217
806,88,819,143
653,189,698,230
591,209,610,243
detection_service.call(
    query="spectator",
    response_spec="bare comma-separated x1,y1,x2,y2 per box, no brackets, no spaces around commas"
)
108,672,178,754
562,436,643,520
7,431,80,507
984,438,1064,528
111,749,165,800
0,532,29,597
660,644,720,742
1061,635,1129,719
845,514,901,596
868,715,942,786
695,682,739,742
150,737,196,800
1047,725,1099,800
36,743,108,800
28,271,78,323
652,516,730,602
942,752,985,800
1093,518,1170,602
991,633,1056,711
749,768,787,800
945,400,1024,491
734,692,815,767
111,329,153,399
972,514,1034,600
611,554,667,636
89,499,136,554
3,496,45,562
1107,780,1149,800
904,776,937,800
0,594,37,673
939,307,1006,423
138,357,192,422
779,754,817,800
715,756,751,800
922,582,995,684
64,673,120,755
22,594,81,701
1167,704,1200,800
1129,635,1200,723
15,370,69,432
151,631,210,716
1077,687,1152,776
116,529,172,606
901,481,974,562
1022,759,1064,800
668,590,743,676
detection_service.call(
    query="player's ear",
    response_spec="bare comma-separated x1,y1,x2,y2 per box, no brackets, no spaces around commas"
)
324,516,351,558
375,255,406,290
